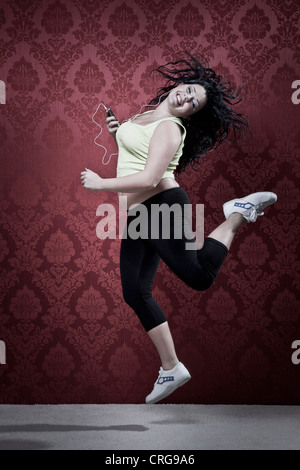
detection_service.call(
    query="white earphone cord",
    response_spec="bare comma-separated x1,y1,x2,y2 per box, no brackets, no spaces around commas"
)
92,92,170,166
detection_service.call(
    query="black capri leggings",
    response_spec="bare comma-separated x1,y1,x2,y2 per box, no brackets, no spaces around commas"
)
120,187,228,332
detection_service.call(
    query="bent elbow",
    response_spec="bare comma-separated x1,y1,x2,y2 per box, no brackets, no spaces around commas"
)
150,179,160,190
143,172,160,190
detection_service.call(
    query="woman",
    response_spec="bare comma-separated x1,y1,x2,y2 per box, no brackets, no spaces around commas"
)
81,54,277,404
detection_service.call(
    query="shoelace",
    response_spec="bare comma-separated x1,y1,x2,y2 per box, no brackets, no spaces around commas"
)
154,367,164,386
244,205,264,223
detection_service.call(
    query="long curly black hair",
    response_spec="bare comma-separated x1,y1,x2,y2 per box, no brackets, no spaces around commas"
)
148,52,251,175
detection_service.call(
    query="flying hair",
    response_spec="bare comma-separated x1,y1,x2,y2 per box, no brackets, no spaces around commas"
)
148,52,252,174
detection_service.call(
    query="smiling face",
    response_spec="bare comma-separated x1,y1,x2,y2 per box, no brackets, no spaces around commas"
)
167,83,207,118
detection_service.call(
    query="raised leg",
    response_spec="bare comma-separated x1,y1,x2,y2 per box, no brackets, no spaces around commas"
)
207,212,246,250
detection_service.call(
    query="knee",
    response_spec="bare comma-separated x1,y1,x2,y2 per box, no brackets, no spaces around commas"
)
122,284,147,309
191,273,216,292
122,286,138,308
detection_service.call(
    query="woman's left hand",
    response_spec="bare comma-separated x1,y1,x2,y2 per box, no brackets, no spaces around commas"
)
81,168,103,191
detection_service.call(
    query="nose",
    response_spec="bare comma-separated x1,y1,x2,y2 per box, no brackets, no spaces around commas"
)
183,91,193,103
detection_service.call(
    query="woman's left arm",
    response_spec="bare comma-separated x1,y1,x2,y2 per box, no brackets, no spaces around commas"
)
81,120,183,193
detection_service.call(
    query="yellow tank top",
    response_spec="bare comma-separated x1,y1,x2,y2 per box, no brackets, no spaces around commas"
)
116,111,186,179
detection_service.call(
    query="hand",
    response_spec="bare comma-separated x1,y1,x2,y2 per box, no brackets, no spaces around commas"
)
81,168,103,191
105,110,120,136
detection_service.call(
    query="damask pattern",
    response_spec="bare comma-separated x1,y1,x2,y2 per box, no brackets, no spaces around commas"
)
0,0,299,404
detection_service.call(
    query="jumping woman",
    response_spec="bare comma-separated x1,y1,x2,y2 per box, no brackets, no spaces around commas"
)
80,53,277,404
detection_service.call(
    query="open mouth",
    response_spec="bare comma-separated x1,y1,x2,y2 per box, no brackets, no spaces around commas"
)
176,93,182,106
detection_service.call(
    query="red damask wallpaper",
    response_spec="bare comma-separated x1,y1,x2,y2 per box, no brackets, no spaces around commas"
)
0,0,299,404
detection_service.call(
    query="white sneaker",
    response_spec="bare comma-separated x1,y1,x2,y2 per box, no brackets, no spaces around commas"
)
145,362,191,404
223,191,277,223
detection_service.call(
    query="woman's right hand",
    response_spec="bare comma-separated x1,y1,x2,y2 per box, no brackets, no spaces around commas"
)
105,110,120,136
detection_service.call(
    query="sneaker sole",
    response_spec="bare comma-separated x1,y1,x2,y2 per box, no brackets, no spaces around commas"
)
223,191,277,219
145,374,191,404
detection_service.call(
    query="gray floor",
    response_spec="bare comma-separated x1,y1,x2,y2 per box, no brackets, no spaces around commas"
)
0,404,299,450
